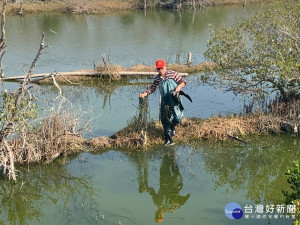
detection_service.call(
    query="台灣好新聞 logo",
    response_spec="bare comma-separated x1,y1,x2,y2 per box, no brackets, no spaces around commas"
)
225,202,243,219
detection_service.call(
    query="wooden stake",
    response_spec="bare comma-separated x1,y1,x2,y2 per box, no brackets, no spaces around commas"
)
186,52,192,66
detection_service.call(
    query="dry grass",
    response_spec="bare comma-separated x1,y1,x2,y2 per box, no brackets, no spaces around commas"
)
3,113,85,166
6,2,66,14
64,0,136,14
3,0,277,15
86,114,283,149
168,62,215,73
3,102,293,163
96,62,213,73
5,0,137,15
268,99,300,124
33,62,212,84
33,61,212,84
0,110,287,172
204,0,275,5
113,62,214,73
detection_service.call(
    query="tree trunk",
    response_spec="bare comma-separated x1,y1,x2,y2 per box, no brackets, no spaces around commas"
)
192,0,196,10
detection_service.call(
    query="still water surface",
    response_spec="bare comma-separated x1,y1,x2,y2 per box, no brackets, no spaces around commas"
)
0,4,299,225
4,5,257,76
0,135,299,224
2,5,258,136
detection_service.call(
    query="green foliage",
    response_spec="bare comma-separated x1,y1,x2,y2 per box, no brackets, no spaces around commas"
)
283,160,300,225
204,1,300,101
293,200,300,225
283,160,300,203
282,160,300,224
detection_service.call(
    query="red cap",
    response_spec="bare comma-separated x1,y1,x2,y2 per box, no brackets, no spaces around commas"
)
156,60,166,69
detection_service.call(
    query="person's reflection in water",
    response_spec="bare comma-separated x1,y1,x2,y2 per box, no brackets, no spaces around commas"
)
141,152,190,223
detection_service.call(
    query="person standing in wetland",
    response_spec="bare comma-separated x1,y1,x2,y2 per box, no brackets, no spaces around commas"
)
139,59,186,145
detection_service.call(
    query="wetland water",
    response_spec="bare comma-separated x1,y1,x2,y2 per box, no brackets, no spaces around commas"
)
1,136,299,225
1,4,299,225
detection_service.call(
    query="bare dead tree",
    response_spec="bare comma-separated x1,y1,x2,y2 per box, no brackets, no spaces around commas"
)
0,0,7,79
0,33,47,143
0,5,94,180
0,32,47,180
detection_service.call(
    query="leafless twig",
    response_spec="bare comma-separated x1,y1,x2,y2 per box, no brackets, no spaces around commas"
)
51,74,63,98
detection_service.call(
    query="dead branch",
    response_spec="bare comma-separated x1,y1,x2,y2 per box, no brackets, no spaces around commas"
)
108,49,113,66
102,54,111,73
0,0,7,79
51,74,63,98
3,139,16,181
0,33,47,144
0,32,47,180
28,32,47,78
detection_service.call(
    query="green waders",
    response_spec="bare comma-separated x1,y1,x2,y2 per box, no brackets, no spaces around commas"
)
158,79,184,145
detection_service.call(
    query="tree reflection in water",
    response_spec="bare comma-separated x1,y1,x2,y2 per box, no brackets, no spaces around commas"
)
200,135,300,204
0,157,96,225
0,134,297,224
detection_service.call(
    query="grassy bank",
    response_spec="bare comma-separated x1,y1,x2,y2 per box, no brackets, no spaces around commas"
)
6,1,137,15
87,98,300,148
4,0,276,15
87,114,282,149
2,97,298,181
4,110,296,164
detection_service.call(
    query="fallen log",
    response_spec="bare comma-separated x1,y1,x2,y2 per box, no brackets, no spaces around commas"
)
2,71,188,81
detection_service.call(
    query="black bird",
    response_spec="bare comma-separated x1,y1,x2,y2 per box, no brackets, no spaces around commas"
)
171,90,192,110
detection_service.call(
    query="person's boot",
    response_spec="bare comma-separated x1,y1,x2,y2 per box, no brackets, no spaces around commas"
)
164,132,174,146
171,125,176,137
